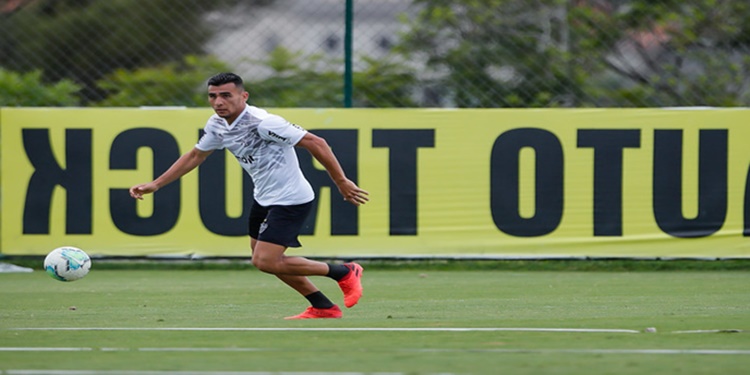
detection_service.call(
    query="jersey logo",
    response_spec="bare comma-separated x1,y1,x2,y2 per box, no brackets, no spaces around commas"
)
267,130,288,142
237,154,255,164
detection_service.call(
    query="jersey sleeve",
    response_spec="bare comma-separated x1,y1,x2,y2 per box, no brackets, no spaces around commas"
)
195,117,224,151
258,115,307,146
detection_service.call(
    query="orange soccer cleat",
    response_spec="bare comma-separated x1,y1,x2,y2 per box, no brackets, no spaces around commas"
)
284,305,343,320
337,262,364,308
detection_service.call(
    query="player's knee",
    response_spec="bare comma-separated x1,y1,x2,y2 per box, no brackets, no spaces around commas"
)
250,256,267,272
251,256,278,274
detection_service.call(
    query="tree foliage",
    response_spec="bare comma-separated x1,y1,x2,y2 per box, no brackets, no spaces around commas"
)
4,0,747,108
246,47,417,108
398,0,750,107
398,0,585,107
0,0,245,103
572,0,750,106
95,55,230,107
353,56,418,107
0,68,81,106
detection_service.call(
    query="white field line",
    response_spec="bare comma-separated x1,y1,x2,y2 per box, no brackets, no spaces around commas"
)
671,329,745,334
7,327,642,333
403,348,750,355
1,347,749,356
0,348,93,352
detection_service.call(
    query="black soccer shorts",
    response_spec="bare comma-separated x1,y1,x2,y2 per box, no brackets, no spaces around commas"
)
247,199,313,248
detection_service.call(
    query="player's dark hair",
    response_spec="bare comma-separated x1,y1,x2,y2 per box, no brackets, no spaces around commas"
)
207,72,244,90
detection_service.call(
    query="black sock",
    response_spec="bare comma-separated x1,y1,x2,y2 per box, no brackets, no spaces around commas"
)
326,263,350,281
304,291,335,309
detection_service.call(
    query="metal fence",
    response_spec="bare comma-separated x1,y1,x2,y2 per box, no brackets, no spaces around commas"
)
1,0,749,108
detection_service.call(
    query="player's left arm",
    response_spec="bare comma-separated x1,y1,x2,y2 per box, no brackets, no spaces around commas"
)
296,132,369,206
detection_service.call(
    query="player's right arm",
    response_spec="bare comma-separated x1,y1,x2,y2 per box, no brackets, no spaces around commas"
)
129,147,213,200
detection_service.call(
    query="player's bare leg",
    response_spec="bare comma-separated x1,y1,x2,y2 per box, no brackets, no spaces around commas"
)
274,274,317,296
250,239,342,319
251,241,329,276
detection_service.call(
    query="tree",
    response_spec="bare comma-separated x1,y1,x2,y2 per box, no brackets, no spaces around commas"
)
397,0,750,107
353,56,418,108
246,47,417,108
0,68,80,106
95,55,230,107
397,0,585,108
572,0,750,106
0,0,251,103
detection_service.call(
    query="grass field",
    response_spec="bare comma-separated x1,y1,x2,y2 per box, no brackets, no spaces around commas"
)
1,265,749,374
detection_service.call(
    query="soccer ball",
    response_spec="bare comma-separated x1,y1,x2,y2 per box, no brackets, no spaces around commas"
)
44,246,91,282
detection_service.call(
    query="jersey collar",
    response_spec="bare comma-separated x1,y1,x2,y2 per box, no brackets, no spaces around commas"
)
226,104,250,128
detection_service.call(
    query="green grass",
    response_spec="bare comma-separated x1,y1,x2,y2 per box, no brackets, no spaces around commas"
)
1,268,749,374
5,256,750,271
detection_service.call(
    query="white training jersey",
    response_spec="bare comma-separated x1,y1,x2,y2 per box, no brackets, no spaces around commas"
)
195,104,314,206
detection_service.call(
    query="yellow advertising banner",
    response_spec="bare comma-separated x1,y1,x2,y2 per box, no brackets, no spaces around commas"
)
1,108,749,258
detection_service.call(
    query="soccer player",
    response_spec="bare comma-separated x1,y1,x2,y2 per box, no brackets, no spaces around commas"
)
129,72,368,319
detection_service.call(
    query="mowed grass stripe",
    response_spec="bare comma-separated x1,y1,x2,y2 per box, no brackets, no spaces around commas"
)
3,371,420,375
2,347,750,355
8,327,642,333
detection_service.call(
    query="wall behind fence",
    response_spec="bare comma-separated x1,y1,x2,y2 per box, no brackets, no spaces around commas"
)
1,108,749,258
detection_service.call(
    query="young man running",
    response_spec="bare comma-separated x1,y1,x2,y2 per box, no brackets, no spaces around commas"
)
129,72,368,319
